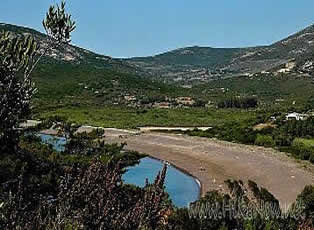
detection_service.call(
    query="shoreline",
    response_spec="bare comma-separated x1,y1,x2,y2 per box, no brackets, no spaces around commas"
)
37,128,203,199
38,130,203,205
112,131,313,208
146,155,202,200
31,122,314,208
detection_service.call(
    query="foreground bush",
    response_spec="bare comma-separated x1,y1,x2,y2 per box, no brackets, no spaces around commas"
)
0,159,171,230
168,181,314,230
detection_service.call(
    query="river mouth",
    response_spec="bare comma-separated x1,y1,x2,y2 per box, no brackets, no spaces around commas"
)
38,134,201,207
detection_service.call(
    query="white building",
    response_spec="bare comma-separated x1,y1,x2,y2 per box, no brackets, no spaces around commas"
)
286,112,307,121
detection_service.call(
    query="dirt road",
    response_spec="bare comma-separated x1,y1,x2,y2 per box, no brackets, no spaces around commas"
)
103,129,313,208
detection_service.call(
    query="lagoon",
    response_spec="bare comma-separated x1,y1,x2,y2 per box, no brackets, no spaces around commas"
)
122,157,200,207
39,134,200,207
39,133,67,152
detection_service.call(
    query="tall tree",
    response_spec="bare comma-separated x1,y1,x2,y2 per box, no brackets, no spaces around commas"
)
0,1,75,151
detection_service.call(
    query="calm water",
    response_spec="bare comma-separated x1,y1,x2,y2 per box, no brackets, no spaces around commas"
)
39,134,67,152
123,157,200,207
39,134,200,207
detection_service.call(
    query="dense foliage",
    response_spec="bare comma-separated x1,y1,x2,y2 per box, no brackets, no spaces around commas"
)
218,96,258,109
278,117,314,138
0,154,170,229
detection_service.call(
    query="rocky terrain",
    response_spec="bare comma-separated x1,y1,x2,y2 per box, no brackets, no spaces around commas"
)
0,23,144,75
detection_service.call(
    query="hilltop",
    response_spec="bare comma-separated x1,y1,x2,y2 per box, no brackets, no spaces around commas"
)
0,23,143,74
126,24,314,84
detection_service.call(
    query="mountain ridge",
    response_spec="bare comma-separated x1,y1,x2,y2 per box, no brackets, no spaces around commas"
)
126,24,314,83
0,22,146,76
1,22,313,110
2,22,314,85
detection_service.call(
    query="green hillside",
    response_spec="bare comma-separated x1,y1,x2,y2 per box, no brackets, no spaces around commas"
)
2,22,314,115
127,24,314,83
0,23,190,111
200,73,314,108
31,62,190,112
130,46,244,68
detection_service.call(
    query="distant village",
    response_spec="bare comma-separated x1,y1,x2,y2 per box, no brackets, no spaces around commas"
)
123,95,199,109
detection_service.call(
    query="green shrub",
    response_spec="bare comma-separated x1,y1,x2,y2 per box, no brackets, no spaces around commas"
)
254,135,275,147
291,138,314,160
274,134,293,146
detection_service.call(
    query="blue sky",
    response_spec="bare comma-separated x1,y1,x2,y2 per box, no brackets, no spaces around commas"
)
1,0,314,58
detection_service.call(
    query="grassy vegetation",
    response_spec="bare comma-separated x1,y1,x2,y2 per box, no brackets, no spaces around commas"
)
29,61,314,167
24,55,314,122
27,55,314,115
30,62,314,131
37,106,257,129
254,134,275,147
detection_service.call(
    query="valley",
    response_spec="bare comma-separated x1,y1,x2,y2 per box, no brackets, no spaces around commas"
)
1,6,314,227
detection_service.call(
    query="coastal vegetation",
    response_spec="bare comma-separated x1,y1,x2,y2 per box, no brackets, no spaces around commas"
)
37,106,256,129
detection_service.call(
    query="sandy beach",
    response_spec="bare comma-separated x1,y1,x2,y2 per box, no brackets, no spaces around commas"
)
37,123,314,208
101,128,314,208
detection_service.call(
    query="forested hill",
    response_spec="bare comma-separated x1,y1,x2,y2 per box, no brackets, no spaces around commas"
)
0,23,185,110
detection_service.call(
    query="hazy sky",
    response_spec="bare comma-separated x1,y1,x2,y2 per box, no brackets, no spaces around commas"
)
1,0,314,58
